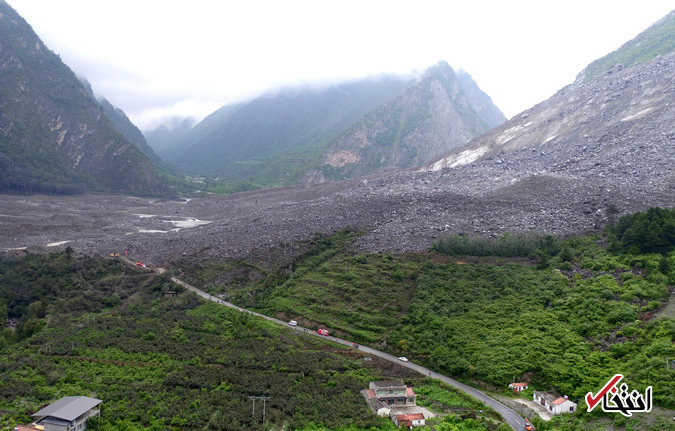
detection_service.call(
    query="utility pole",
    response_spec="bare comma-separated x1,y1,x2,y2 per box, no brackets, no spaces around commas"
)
248,396,270,423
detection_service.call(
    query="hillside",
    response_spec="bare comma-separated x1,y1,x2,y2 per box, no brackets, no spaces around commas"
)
0,2,170,196
0,252,505,431
312,61,504,181
577,9,674,82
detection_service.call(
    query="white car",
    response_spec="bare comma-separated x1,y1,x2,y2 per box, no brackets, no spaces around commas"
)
288,320,298,326
398,356,409,362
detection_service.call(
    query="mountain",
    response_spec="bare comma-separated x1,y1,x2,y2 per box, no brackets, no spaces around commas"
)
312,61,505,181
78,77,163,165
168,76,416,185
576,9,674,82
0,1,170,196
144,117,196,160
167,63,504,187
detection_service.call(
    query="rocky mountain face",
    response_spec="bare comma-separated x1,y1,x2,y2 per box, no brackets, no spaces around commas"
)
0,1,170,196
311,61,504,182
426,54,674,196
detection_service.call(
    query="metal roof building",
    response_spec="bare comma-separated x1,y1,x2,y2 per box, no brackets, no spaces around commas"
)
31,396,102,431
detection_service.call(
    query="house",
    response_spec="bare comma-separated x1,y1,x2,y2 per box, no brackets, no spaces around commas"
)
29,396,102,431
392,413,425,428
366,381,417,406
361,390,391,417
533,390,576,415
509,382,528,393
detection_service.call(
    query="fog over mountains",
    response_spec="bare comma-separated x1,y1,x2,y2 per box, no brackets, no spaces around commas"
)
146,62,505,187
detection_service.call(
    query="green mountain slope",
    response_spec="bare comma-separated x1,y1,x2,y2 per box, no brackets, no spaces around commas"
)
0,2,170,196
578,9,675,82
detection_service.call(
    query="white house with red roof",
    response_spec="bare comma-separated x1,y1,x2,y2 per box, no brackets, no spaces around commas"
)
508,382,528,393
533,390,576,415
392,412,425,428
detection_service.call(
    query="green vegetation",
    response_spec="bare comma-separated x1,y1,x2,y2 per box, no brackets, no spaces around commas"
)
0,252,498,430
581,10,674,82
608,207,675,254
188,208,674,430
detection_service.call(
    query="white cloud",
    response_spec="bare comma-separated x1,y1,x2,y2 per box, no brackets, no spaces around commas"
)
8,0,674,129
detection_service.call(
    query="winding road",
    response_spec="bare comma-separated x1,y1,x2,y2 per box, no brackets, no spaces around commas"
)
136,259,527,430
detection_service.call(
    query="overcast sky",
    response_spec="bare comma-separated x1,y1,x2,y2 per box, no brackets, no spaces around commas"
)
8,0,674,131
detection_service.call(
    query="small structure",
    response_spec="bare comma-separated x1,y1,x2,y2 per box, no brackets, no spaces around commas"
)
392,412,425,428
365,381,417,406
509,382,528,393
533,390,576,415
29,396,102,431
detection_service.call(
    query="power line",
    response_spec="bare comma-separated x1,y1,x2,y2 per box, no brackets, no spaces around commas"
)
248,396,270,423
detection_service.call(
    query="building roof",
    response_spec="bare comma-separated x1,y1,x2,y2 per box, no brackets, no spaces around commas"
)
373,380,405,389
364,389,376,398
396,413,425,420
509,382,528,387
534,390,561,404
32,396,102,421
405,387,416,396
552,397,572,405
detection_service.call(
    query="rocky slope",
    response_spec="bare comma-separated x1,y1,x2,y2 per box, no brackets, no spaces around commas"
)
0,1,170,196
312,62,505,181
426,53,674,195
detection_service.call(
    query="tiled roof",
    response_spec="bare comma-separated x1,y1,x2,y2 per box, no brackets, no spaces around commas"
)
364,389,376,398
373,380,405,389
405,387,416,396
534,390,560,404
396,413,425,420
552,397,567,405
510,382,528,387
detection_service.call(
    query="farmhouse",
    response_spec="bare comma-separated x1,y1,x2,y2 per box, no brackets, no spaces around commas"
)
533,390,576,415
27,396,102,431
392,412,425,428
363,381,417,406
509,382,528,393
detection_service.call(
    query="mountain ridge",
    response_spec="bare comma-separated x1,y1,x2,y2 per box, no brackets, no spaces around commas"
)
0,1,170,196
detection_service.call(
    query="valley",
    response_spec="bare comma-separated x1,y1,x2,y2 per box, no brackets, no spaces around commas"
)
1,2,674,430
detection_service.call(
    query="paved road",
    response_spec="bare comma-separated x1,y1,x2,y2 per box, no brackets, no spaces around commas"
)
135,261,526,430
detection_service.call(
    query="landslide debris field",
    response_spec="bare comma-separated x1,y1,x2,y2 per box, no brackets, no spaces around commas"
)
1,52,673,267
0,162,672,267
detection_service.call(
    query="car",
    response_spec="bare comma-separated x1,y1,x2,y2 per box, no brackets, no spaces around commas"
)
398,356,409,362
288,320,298,326
317,328,329,336
524,419,534,431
